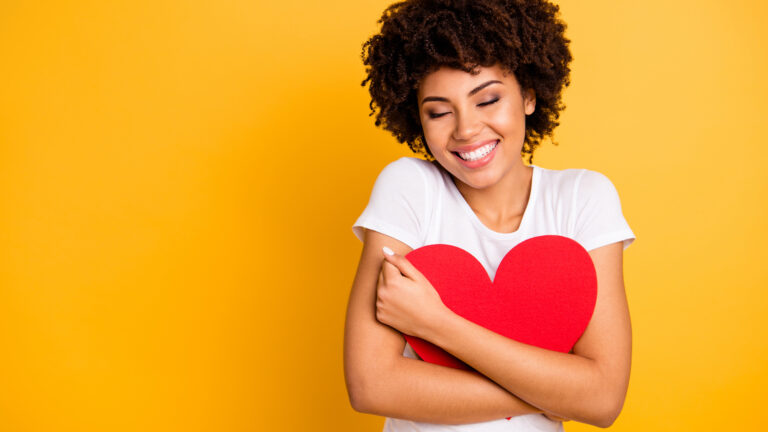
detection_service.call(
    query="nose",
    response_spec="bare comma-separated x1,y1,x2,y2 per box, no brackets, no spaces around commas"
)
452,108,481,141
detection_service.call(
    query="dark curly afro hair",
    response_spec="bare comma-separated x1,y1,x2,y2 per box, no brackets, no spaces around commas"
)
361,0,572,163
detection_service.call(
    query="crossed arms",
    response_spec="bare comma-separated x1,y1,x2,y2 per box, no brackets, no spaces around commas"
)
343,228,631,427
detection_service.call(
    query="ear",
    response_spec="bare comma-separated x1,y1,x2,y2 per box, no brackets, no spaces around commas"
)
523,88,536,115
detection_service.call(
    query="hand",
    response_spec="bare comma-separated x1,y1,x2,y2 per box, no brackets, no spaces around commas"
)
376,247,450,340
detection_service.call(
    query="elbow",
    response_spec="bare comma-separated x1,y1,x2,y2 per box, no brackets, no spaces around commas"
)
590,414,616,429
588,395,626,428
345,368,381,415
348,392,368,413
592,410,620,429
345,348,400,415
347,381,372,414
577,366,629,428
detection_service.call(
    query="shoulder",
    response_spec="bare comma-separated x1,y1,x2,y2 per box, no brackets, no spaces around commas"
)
535,166,619,201
573,169,622,207
354,157,439,248
575,169,618,193
374,157,443,192
535,165,584,191
378,157,441,179
534,166,634,251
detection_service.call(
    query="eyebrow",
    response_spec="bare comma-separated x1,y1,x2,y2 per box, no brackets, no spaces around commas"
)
420,80,503,105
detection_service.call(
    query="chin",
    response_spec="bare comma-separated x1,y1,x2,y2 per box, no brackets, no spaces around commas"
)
454,172,500,190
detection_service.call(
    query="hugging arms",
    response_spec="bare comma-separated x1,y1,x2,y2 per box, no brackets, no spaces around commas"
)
344,228,631,427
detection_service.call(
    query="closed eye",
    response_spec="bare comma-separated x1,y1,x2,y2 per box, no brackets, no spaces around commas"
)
427,97,498,118
428,112,450,119
478,97,499,107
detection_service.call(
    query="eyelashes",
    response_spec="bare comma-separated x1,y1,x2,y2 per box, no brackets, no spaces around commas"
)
427,97,500,119
478,97,499,107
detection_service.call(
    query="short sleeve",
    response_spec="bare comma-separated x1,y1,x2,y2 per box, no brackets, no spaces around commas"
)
352,158,430,249
572,170,635,251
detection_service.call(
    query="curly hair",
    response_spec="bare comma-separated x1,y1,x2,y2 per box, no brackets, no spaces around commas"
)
361,0,572,163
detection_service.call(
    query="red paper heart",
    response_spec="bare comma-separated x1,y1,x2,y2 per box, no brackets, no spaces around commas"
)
404,235,597,370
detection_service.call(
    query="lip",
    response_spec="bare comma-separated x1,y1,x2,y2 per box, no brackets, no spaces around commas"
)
452,139,499,169
451,139,499,154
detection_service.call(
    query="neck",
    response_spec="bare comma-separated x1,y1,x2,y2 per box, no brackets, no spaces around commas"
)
453,162,534,231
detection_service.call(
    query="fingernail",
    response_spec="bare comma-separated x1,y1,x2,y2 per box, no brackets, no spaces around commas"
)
382,246,394,256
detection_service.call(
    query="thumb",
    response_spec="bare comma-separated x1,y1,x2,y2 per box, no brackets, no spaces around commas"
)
382,246,421,280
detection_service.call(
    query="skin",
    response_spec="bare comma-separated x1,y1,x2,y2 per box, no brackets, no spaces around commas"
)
344,65,631,427
418,65,536,230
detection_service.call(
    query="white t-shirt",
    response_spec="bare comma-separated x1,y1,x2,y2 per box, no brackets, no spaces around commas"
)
352,157,635,432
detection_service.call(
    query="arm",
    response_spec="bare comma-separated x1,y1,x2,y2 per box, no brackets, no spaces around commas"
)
378,241,631,427
343,228,542,424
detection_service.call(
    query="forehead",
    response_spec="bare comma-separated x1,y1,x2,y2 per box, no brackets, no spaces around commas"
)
417,64,518,98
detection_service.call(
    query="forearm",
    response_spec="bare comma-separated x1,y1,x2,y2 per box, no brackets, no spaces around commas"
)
353,354,541,424
373,223,631,427
431,313,619,426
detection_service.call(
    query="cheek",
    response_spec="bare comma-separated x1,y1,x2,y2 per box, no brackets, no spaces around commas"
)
490,105,526,134
423,136,446,161
421,120,452,147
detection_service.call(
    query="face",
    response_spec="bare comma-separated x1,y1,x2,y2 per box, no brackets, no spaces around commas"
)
417,64,536,191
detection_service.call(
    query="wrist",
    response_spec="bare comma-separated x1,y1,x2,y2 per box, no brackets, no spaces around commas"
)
423,305,457,347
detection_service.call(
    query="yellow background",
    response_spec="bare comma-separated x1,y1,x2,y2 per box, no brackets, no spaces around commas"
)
1,0,766,430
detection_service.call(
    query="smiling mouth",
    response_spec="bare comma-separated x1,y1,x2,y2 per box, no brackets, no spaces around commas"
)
454,141,499,162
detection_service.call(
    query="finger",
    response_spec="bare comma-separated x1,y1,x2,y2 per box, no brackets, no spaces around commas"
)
381,260,400,283
383,251,422,280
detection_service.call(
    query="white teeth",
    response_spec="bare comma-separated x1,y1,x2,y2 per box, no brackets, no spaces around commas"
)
457,141,497,161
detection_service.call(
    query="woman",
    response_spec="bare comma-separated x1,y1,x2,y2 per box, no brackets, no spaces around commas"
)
344,1,635,430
